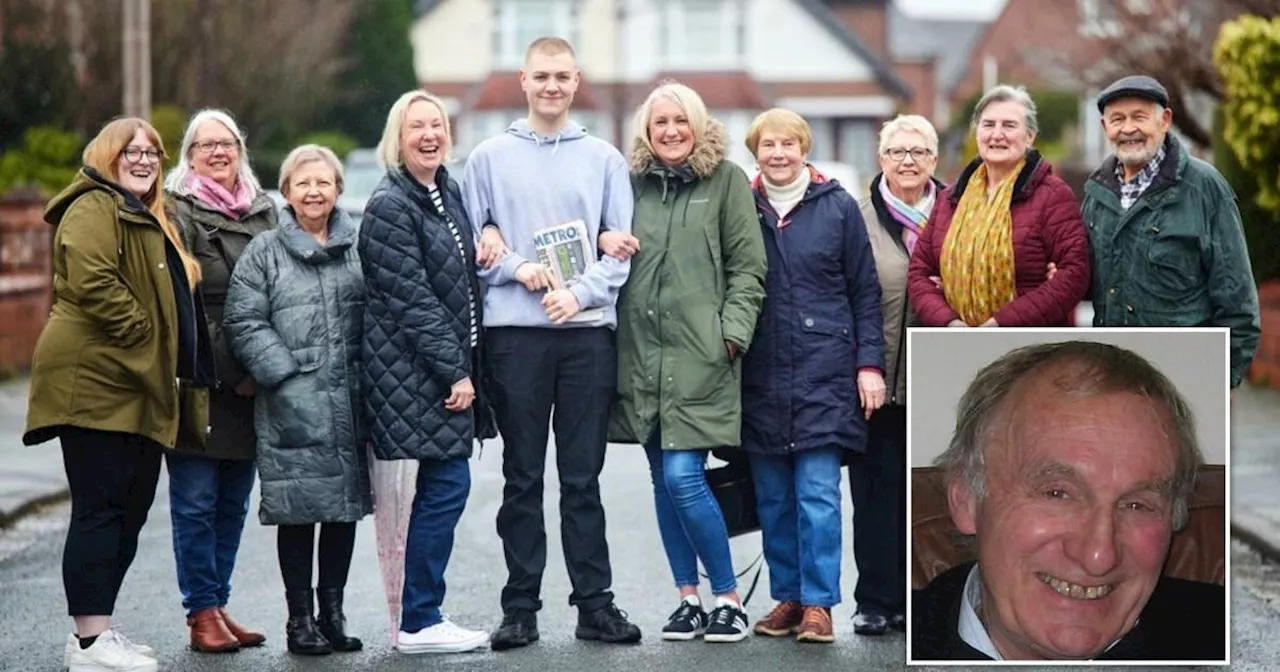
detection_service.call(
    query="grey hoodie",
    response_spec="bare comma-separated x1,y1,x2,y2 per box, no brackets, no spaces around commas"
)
462,119,632,329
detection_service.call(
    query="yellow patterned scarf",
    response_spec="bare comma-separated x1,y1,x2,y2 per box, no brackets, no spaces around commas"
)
940,159,1025,326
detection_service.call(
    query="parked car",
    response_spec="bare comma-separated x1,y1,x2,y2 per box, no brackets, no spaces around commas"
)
339,148,381,222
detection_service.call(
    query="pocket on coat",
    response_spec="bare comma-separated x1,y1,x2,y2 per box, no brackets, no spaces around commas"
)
800,314,854,384
263,373,327,449
672,356,731,404
1145,233,1202,296
290,346,326,373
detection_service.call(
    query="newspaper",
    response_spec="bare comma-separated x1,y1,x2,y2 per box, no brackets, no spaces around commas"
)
533,219,605,324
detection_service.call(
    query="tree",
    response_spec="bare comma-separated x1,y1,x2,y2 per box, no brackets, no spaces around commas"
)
0,127,85,196
1079,0,1280,148
0,0,77,151
1215,15,1280,218
325,0,418,146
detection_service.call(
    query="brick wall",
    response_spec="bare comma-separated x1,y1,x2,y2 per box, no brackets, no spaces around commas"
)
1248,281,1280,389
0,189,52,374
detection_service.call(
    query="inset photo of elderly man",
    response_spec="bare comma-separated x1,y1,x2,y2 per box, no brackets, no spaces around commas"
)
907,329,1228,664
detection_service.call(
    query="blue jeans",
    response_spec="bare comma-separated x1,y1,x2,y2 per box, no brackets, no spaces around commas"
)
165,453,256,616
401,457,471,632
748,447,844,608
643,431,737,596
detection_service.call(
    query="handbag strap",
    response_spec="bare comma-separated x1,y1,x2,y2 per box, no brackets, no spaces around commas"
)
699,551,765,607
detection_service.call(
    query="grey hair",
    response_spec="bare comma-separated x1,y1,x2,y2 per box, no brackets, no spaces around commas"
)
164,108,263,196
278,144,345,197
936,340,1202,531
971,84,1039,136
878,114,939,155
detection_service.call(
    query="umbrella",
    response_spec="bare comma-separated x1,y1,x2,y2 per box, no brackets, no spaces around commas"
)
368,445,418,648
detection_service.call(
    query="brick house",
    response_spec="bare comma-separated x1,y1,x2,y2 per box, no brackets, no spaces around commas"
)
411,0,918,183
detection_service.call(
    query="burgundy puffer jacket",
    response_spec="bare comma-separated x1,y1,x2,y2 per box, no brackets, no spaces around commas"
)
907,151,1090,327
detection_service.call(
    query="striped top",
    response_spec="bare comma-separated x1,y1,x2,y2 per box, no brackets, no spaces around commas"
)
426,183,478,347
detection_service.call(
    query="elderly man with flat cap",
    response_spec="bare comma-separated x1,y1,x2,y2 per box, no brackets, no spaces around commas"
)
1081,75,1260,389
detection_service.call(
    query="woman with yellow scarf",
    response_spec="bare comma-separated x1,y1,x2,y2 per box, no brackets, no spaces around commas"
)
906,85,1090,327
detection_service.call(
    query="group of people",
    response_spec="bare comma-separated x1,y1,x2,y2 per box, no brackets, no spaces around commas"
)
21,29,1258,671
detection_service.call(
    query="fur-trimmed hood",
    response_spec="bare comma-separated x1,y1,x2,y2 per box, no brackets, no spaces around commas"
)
629,117,729,179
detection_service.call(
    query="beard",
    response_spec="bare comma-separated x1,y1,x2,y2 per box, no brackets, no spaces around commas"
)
1113,136,1160,168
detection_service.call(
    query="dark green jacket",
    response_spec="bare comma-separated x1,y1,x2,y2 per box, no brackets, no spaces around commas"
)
608,119,768,450
26,169,212,449
168,191,277,460
1083,136,1260,387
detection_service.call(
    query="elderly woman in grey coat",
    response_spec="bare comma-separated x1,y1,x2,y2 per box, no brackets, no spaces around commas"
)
224,144,371,657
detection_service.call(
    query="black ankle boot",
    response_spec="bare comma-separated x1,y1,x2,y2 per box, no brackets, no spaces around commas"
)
285,589,332,656
316,587,363,652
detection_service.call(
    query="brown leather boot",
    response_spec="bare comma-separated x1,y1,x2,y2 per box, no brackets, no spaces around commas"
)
795,606,835,644
187,607,241,653
220,607,266,647
752,601,803,637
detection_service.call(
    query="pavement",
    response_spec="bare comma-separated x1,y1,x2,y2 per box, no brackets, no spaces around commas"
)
2,376,1280,671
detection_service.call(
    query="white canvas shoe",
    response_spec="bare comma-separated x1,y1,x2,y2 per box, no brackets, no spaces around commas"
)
66,629,158,672
397,618,489,654
66,631,156,667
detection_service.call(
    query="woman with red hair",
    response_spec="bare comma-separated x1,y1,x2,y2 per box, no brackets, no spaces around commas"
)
25,117,215,672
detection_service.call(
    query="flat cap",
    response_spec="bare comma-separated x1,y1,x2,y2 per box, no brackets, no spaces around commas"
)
1096,75,1170,112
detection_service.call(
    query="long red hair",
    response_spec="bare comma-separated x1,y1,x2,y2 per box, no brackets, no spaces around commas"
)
82,118,201,285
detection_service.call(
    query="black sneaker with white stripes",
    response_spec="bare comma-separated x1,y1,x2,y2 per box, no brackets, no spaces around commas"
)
661,598,708,641
703,599,749,643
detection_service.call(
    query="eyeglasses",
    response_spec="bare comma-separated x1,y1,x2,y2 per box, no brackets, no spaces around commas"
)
193,139,239,155
121,146,163,164
884,148,933,162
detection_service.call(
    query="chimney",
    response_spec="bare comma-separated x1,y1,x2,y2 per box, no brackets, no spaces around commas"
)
825,0,888,58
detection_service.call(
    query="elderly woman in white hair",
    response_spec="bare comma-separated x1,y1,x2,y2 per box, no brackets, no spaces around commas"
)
224,144,371,657
162,108,275,653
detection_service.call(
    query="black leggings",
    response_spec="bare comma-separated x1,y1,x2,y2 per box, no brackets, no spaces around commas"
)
60,427,163,616
276,522,357,592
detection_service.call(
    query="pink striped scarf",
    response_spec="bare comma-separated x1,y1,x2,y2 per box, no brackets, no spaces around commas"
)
185,171,253,220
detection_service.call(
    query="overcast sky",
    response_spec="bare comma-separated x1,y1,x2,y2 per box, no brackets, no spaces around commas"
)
896,0,1007,19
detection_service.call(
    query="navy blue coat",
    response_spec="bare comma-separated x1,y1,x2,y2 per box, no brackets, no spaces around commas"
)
359,165,495,462
740,170,885,456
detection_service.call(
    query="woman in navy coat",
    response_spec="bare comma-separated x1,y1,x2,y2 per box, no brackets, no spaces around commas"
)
738,108,886,644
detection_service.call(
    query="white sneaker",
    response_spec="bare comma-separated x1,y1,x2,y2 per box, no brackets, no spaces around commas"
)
66,629,158,672
66,631,156,667
397,618,489,654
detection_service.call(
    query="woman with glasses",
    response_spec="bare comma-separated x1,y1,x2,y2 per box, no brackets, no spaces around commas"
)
161,109,276,653
25,117,215,672
907,85,1090,327
848,114,944,636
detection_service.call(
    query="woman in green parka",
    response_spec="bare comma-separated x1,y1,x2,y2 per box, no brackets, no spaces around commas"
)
25,117,215,671
603,81,767,643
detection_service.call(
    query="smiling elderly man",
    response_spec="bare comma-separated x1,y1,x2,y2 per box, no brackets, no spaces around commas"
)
1081,75,1260,389
911,340,1225,661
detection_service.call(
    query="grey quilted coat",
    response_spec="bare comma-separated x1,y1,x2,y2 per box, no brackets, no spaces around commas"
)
223,207,372,526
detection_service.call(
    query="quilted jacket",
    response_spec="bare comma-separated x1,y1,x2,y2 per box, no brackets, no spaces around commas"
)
359,165,495,463
223,207,371,526
907,150,1091,327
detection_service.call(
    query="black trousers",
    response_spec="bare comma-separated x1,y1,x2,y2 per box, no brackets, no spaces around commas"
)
276,522,357,592
485,326,616,613
60,427,163,616
849,404,907,617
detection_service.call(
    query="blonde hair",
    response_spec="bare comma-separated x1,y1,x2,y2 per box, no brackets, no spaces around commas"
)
165,108,262,197
526,36,576,62
83,117,201,285
630,81,710,163
376,90,453,170
878,114,940,156
745,108,813,158
278,144,345,197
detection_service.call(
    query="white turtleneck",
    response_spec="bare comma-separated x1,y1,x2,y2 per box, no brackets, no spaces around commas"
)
763,168,811,219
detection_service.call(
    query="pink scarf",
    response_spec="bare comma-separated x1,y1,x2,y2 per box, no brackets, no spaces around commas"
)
185,172,253,220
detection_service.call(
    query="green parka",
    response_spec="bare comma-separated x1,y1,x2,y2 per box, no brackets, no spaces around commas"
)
25,168,210,449
608,120,768,450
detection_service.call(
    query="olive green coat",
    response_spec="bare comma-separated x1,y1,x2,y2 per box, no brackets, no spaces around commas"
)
25,169,208,450
608,120,768,450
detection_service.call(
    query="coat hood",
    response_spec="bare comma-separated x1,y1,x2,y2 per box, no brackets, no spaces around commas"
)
629,117,729,179
44,167,151,228
277,204,358,263
505,118,590,151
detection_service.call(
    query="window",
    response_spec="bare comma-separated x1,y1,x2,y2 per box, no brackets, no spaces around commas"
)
458,111,520,156
494,0,577,69
662,0,743,69
1078,0,1122,38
